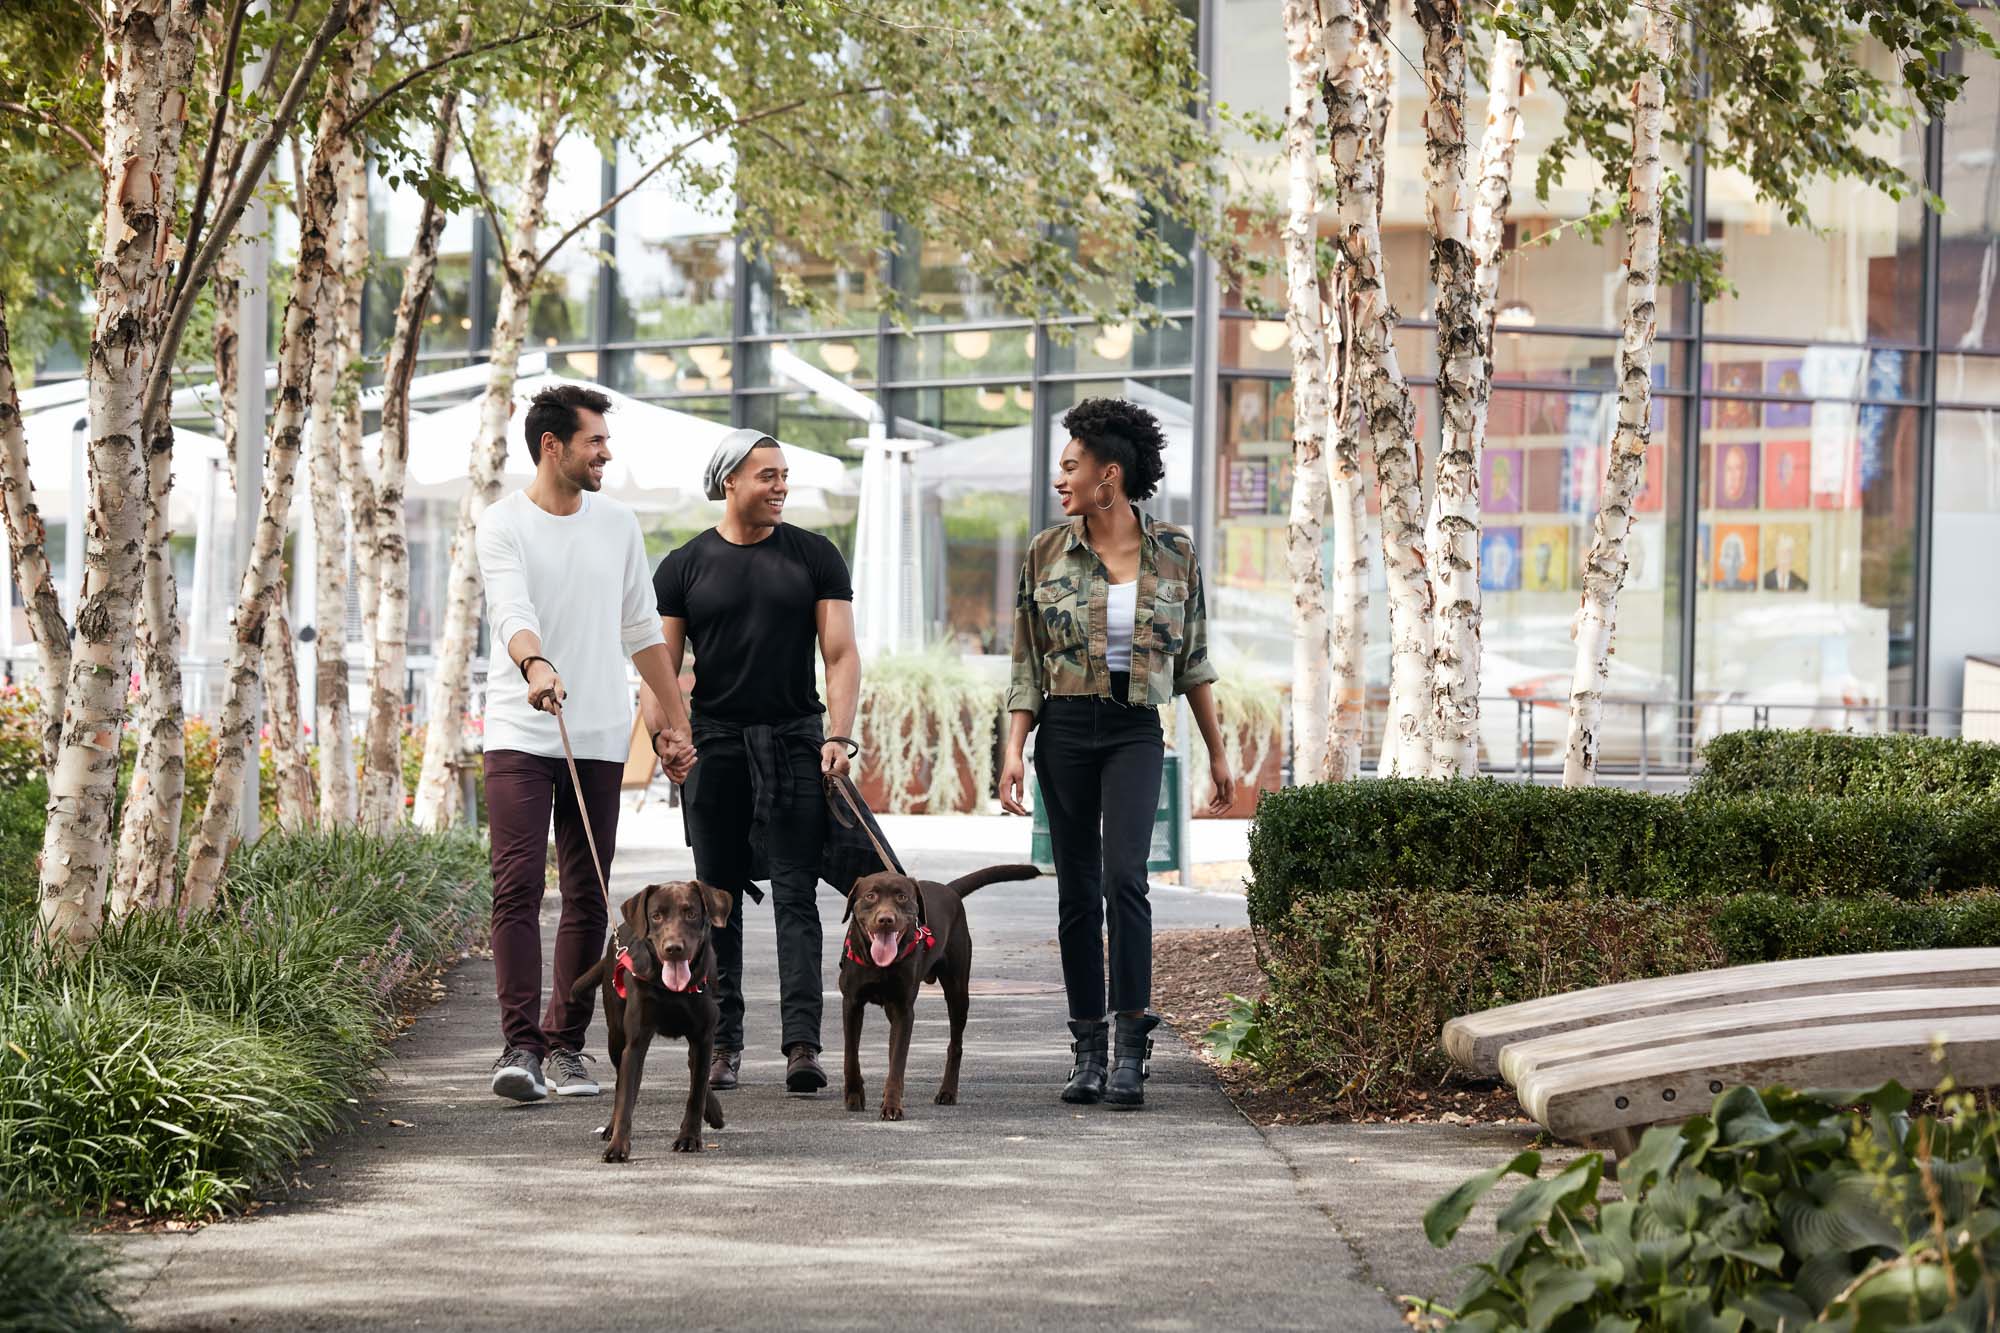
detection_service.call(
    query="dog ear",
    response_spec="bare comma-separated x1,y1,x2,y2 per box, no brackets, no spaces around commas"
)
620,884,654,940
695,880,733,929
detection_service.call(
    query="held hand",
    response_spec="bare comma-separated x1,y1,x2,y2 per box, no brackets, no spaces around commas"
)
821,740,852,778
654,728,697,784
998,751,1028,816
526,662,566,714
1205,755,1237,817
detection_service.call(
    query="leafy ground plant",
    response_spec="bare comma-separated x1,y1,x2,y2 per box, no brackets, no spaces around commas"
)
1415,1074,2000,1331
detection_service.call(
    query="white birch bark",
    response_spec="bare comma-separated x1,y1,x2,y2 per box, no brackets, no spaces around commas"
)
1471,32,1525,342
1326,0,1430,778
1324,264,1369,782
412,105,562,829
1416,0,1484,779
182,53,357,908
262,590,316,830
39,0,201,947
1279,0,1333,788
361,98,462,832
0,292,69,771
1563,7,1672,787
307,6,374,828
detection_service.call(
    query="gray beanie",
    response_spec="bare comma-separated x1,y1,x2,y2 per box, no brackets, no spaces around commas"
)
703,427,778,501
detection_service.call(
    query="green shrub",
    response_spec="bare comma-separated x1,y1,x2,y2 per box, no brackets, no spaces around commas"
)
0,828,489,1217
1257,891,1725,1103
0,775,46,918
1696,727,2000,801
0,1206,127,1333
1418,1079,2000,1331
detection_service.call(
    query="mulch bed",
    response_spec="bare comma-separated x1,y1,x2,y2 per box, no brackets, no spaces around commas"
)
1151,927,1528,1129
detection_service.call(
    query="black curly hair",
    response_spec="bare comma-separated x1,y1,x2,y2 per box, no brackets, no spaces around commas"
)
1060,397,1167,502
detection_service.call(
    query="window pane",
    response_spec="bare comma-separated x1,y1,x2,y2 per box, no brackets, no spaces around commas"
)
890,326,1037,382
606,347,733,396
1931,409,2000,719
740,337,878,390
609,141,734,343
1043,322,1192,377
749,243,880,335
1693,398,1919,731
528,139,606,345
1940,11,2000,354
895,385,1035,653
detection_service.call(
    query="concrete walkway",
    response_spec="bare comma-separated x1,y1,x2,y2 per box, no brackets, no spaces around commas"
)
114,826,1534,1330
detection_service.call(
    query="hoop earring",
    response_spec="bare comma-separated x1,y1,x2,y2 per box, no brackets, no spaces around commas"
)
1093,480,1117,511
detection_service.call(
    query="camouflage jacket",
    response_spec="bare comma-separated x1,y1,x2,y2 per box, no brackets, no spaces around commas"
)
1006,509,1218,715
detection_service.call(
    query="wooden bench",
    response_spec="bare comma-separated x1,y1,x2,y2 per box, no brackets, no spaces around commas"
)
1442,949,2000,1078
1517,1014,2000,1145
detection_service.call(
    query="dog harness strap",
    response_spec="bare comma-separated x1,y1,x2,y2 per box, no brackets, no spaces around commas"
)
613,947,633,1000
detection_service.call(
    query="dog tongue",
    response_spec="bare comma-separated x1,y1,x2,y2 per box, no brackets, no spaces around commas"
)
664,958,693,992
869,929,901,967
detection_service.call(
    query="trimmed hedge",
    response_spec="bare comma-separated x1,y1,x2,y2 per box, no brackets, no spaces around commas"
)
1245,753,2000,1110
1695,727,2000,801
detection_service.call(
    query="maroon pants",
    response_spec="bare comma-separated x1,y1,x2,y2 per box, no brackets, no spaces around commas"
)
484,748,623,1057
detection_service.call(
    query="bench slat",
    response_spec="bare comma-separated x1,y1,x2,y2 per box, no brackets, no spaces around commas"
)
1442,949,2000,1077
1517,1014,2000,1141
1497,987,2000,1086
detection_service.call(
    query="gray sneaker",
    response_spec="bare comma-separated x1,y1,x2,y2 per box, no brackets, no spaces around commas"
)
490,1047,547,1102
546,1048,600,1097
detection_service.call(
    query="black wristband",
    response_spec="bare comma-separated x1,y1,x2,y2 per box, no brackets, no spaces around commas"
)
518,655,555,683
824,735,861,757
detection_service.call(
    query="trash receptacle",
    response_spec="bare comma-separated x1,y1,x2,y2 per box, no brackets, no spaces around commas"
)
1030,752,1181,875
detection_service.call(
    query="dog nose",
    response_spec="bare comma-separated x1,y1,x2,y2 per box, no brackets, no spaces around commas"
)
661,945,688,959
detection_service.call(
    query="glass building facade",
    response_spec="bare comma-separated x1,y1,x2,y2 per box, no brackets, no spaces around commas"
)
17,3,2000,769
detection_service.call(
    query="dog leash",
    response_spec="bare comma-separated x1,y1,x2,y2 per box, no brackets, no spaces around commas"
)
550,700,614,913
825,766,903,878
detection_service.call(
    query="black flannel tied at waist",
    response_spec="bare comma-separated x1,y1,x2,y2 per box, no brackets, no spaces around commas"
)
682,714,903,902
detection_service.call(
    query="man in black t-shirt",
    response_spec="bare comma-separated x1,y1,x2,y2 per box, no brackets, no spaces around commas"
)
641,429,860,1095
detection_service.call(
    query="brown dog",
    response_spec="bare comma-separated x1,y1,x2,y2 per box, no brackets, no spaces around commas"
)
570,880,732,1162
839,864,1038,1120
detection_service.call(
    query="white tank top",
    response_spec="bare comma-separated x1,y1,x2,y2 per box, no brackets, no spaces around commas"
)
1105,580,1138,672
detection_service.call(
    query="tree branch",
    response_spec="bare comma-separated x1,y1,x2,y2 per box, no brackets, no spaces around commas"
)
168,0,251,323
0,102,103,170
334,14,599,139
532,85,886,273
140,0,355,435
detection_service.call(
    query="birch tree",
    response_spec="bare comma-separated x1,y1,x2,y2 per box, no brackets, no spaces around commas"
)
1323,0,1430,778
1278,0,1333,788
263,593,317,829
1416,0,1485,779
0,292,68,771
359,70,466,832
37,0,204,945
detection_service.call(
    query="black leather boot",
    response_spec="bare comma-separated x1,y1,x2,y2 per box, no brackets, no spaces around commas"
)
1061,1020,1109,1104
1105,1013,1160,1109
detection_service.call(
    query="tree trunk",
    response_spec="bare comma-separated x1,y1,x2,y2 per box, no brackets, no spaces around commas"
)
1324,263,1369,782
0,291,69,771
360,91,463,832
39,0,201,947
1325,0,1430,778
308,5,375,828
262,590,316,830
181,45,359,909
412,105,562,829
1471,33,1525,342
1563,7,1672,787
1416,0,1483,779
1279,0,1332,788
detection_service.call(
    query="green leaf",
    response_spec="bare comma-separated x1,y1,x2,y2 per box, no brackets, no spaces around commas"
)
1523,1267,1601,1329
1620,1123,1689,1195
1497,1156,1605,1238
1425,1151,1543,1248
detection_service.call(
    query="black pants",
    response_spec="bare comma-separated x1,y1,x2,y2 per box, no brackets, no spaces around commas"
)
682,730,827,1053
1034,677,1164,1021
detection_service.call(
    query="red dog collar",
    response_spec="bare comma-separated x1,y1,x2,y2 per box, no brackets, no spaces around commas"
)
844,924,935,969
615,945,703,998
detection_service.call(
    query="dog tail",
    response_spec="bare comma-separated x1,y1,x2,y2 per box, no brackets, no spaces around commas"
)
944,863,1040,899
570,956,608,1002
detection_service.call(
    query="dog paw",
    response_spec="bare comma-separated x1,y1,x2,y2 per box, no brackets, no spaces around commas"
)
933,1088,957,1106
602,1142,630,1164
672,1133,703,1153
879,1101,904,1122
844,1087,865,1112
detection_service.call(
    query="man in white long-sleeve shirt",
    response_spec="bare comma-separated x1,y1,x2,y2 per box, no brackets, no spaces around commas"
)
474,383,695,1103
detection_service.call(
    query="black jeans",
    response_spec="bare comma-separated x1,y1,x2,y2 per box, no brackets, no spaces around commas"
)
682,722,827,1053
1034,675,1164,1021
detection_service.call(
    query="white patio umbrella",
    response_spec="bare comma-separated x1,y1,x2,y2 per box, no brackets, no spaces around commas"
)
22,408,232,524
372,374,850,509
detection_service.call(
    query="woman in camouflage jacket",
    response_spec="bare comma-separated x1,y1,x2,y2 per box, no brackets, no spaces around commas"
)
997,398,1235,1110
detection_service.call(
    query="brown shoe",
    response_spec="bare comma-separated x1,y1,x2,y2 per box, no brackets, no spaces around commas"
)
709,1048,741,1091
784,1044,827,1095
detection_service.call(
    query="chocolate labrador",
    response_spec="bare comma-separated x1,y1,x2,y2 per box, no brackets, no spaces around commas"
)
570,880,732,1162
839,864,1039,1120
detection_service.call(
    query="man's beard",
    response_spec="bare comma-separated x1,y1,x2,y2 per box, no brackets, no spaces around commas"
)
561,449,602,492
